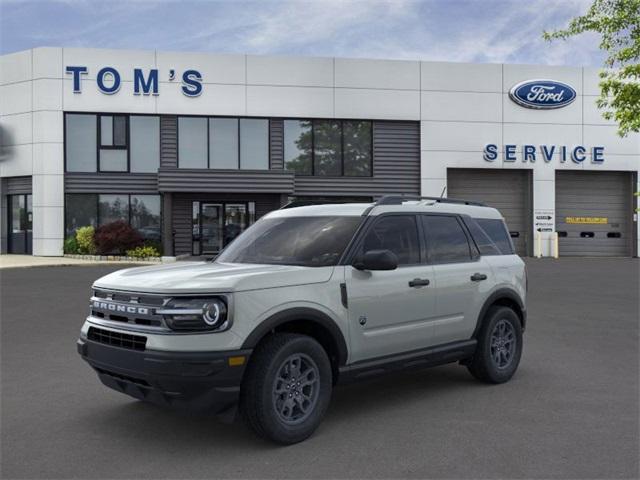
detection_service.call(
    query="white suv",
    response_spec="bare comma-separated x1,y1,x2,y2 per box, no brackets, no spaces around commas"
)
77,196,526,444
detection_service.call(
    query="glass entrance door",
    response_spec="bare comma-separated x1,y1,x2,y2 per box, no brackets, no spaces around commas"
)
191,201,255,256
201,203,223,255
8,194,32,254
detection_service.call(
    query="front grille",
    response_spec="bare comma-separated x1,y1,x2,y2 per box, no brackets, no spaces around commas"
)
90,288,168,331
88,326,147,351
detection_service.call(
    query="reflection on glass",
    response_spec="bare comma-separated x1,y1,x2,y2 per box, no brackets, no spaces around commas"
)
65,194,98,236
210,118,239,169
201,203,223,255
65,114,97,172
343,121,371,176
131,195,161,243
98,195,129,226
284,120,312,174
240,119,269,170
313,120,341,176
224,204,247,247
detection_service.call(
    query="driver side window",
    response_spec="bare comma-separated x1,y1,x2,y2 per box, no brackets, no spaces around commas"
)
360,215,420,265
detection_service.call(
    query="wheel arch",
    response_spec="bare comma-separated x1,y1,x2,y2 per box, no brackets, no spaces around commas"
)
241,307,349,380
472,288,526,338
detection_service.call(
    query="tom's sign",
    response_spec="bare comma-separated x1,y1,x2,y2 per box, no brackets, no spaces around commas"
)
509,79,576,109
65,66,203,97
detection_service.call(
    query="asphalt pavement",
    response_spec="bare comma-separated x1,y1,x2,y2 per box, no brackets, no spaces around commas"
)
1,258,638,479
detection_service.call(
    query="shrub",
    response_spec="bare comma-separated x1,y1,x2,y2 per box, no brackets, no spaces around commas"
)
126,245,161,258
94,221,143,255
76,226,96,254
64,236,79,254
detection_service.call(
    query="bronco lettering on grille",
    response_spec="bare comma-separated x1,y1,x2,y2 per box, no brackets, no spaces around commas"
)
92,300,149,315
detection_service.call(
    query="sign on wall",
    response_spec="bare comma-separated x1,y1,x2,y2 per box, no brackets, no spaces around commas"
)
509,79,577,109
483,144,605,164
565,217,609,225
65,66,203,97
534,209,555,232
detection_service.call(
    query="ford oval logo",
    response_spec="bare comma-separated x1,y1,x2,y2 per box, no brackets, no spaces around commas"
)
509,79,577,109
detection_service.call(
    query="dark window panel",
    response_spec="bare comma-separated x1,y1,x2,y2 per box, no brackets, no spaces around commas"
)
422,215,472,263
131,195,161,244
343,121,372,176
313,120,341,176
284,120,312,175
113,116,127,146
361,215,420,265
98,195,130,226
65,194,97,236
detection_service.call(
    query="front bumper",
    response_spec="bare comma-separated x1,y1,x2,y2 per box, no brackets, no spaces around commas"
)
77,338,251,414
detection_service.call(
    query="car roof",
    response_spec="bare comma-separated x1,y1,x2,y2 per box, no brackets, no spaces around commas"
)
266,201,504,220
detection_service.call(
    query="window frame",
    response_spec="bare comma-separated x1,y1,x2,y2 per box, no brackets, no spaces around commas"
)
64,112,161,174
284,118,373,177
177,115,271,170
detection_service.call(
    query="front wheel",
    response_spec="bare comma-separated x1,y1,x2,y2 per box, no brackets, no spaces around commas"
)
467,306,523,384
240,333,332,444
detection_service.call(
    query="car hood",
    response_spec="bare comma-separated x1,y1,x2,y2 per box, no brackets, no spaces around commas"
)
93,261,335,294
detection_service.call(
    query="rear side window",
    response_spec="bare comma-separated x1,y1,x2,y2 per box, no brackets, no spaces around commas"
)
475,218,514,255
422,215,472,264
464,218,502,256
360,215,420,265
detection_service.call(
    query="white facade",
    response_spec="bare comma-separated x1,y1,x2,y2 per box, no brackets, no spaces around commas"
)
1,47,639,256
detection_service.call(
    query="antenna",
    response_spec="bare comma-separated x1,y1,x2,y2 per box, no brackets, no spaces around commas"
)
439,186,447,199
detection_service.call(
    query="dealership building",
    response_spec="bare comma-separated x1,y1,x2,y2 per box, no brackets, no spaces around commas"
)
0,47,638,258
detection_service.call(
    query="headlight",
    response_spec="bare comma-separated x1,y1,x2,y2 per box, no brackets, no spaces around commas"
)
158,297,229,332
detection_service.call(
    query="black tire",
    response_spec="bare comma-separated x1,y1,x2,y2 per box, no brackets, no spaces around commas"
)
467,306,523,384
240,333,332,444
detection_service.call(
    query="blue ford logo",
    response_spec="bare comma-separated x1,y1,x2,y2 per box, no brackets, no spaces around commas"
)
509,79,577,109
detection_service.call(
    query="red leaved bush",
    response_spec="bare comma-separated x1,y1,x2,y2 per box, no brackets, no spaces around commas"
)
94,220,143,255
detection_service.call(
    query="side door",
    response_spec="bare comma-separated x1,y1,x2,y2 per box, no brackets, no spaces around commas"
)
421,214,493,345
345,214,436,363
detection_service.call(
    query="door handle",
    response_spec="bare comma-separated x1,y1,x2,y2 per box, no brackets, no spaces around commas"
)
470,273,488,282
409,278,430,288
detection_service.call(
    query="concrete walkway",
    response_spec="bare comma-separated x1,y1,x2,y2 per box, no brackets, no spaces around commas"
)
0,254,156,269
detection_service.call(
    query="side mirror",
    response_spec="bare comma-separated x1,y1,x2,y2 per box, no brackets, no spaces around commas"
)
353,249,398,271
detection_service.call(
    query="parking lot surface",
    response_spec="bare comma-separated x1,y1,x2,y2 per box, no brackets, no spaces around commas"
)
1,258,638,479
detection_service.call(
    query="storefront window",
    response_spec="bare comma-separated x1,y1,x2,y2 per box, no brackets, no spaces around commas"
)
98,195,130,226
343,121,372,176
178,117,208,168
240,119,269,170
65,114,97,172
210,118,239,169
284,120,312,175
130,116,160,173
65,194,98,236
130,195,162,243
313,120,342,176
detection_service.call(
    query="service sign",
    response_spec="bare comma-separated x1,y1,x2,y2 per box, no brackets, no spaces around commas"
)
509,79,577,109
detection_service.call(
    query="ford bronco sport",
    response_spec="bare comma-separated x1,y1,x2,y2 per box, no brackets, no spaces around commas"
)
77,195,526,444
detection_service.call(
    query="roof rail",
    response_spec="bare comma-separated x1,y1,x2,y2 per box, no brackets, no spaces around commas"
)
373,194,487,207
280,199,365,210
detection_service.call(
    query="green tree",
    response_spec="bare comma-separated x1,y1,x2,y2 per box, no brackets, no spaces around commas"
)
543,0,640,136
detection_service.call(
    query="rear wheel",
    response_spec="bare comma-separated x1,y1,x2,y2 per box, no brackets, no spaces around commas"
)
467,306,523,384
240,333,332,444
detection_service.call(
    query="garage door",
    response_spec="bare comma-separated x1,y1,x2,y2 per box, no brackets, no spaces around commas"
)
556,171,633,257
447,169,532,256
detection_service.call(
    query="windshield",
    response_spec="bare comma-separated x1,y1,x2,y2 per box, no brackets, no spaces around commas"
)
216,216,362,267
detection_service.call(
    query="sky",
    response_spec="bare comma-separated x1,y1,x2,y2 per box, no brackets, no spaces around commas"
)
0,0,605,66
